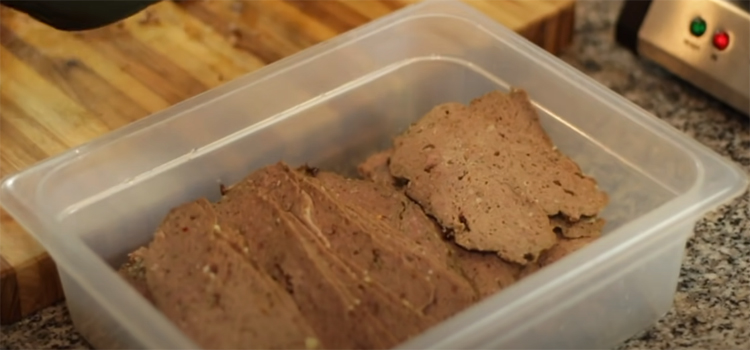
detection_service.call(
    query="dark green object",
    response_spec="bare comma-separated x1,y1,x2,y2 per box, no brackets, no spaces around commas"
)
690,17,707,37
1,0,162,31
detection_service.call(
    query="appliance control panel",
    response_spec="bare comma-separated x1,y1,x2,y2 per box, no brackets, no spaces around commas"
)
616,0,749,116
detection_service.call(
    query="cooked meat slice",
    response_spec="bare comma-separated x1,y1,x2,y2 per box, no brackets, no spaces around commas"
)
284,165,477,320
224,163,476,321
316,168,523,299
468,89,609,219
357,149,396,186
216,166,453,348
141,199,317,350
274,200,435,345
215,183,396,349
449,246,521,299
313,170,453,269
389,101,556,265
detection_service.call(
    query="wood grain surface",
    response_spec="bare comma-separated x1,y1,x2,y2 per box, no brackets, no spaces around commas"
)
0,0,576,325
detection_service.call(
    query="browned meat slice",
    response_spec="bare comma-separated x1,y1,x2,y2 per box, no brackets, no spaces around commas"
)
215,188,395,349
313,168,521,301
468,89,609,219
232,163,476,323
283,165,478,321
449,247,521,299
312,170,453,268
516,216,604,278
235,167,439,342
357,149,396,186
389,89,609,264
274,201,436,345
549,215,605,239
389,101,556,265
140,199,318,350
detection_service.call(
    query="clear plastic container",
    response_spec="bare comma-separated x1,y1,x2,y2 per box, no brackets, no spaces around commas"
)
1,1,746,349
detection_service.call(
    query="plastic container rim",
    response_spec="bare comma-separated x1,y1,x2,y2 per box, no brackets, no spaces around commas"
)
0,1,747,348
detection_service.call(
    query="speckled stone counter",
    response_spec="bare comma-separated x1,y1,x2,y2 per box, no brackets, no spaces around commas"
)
1,1,748,349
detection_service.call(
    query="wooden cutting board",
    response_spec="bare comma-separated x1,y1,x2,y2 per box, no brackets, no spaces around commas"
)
0,0,576,325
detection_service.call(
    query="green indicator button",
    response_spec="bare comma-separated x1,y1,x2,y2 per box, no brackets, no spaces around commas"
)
690,17,707,37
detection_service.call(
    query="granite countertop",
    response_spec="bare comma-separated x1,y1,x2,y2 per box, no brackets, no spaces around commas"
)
1,1,748,349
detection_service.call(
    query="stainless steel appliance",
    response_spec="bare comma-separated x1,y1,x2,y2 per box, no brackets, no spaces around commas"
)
616,0,749,115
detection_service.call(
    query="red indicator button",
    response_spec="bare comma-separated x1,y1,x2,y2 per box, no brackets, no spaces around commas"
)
713,31,730,50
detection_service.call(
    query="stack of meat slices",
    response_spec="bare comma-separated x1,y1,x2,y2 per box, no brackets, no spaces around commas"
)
119,89,608,350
